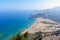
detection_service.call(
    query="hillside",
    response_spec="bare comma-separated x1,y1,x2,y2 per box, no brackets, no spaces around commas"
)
30,6,60,22
9,6,60,40
10,17,60,40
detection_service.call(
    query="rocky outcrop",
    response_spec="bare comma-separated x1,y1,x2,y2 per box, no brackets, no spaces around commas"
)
22,17,60,40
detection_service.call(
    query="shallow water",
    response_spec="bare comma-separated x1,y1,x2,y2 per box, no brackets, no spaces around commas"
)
0,11,35,40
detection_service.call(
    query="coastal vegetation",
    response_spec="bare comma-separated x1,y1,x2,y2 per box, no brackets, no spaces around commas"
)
9,30,60,40
9,32,29,40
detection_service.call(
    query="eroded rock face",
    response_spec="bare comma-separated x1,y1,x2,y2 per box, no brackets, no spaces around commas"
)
27,31,60,40
42,35,60,40
27,31,43,40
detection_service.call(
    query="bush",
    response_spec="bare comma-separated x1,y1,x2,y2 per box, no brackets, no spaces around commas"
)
9,32,29,40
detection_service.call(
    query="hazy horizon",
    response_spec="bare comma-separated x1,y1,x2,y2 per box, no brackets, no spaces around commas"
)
0,0,60,10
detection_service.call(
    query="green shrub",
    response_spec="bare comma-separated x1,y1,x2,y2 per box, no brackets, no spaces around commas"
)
9,32,29,40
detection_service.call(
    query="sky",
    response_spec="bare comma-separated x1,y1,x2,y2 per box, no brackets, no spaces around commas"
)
0,0,60,10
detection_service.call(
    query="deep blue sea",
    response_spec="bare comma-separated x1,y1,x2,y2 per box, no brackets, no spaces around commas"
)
0,10,35,40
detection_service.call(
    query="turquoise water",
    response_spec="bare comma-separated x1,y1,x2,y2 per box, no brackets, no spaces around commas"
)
0,11,35,40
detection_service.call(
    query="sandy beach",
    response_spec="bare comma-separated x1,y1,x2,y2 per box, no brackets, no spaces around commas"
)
23,17,60,33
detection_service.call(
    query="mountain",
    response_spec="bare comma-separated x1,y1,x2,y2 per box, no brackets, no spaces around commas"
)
30,6,60,22
10,6,60,40
52,6,60,11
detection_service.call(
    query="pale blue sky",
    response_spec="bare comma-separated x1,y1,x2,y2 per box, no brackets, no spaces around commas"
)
0,0,60,10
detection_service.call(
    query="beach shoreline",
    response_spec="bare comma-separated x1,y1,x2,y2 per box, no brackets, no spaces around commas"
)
22,17,60,34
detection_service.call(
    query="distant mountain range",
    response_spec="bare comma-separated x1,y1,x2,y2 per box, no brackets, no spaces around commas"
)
30,6,60,22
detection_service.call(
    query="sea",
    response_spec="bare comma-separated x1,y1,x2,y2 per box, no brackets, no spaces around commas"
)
0,10,35,40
